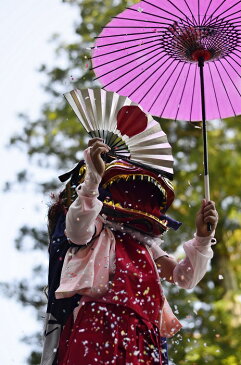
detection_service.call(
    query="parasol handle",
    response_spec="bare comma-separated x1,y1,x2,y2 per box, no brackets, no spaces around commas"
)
198,57,212,232
204,174,210,201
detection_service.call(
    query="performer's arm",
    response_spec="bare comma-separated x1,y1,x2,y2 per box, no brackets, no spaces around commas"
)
154,200,218,289
65,138,110,245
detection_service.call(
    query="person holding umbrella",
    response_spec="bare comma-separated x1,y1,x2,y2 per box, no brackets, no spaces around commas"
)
41,131,218,365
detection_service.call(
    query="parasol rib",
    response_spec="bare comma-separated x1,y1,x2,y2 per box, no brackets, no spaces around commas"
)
207,63,222,119
204,0,240,26
95,31,165,38
148,62,183,112
166,0,191,23
91,34,162,49
138,60,179,103
213,0,241,20
175,63,192,120
223,57,241,79
106,52,168,90
203,0,227,25
209,9,241,26
183,0,198,25
113,16,171,26
201,0,215,26
116,54,169,94
213,62,236,115
159,63,186,116
209,18,241,26
92,43,162,73
129,57,175,98
220,9,241,21
127,7,178,23
218,60,241,99
142,0,187,23
228,52,241,69
189,65,197,121
93,44,163,81
92,38,161,61
198,0,200,25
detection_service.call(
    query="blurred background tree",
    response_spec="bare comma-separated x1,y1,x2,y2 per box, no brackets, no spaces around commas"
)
4,0,241,364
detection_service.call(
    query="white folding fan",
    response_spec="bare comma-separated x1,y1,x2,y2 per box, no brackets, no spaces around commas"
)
64,88,174,179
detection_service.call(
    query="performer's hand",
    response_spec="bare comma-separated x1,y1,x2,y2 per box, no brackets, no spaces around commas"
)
88,138,110,177
195,200,218,237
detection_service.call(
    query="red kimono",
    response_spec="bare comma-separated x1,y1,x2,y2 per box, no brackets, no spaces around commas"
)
57,232,165,364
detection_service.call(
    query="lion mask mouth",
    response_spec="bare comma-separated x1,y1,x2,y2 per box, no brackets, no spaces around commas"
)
100,160,179,236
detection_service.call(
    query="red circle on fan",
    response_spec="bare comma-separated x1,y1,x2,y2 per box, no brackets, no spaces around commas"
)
117,106,148,137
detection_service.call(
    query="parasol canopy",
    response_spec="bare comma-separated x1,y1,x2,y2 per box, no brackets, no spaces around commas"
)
92,0,241,122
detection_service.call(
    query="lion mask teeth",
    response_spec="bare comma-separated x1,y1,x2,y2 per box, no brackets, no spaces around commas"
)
103,174,167,198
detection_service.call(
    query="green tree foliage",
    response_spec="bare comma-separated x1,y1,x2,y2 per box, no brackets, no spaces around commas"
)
6,0,241,363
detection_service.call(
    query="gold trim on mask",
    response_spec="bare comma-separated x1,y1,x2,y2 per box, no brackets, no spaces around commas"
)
103,199,168,228
105,161,131,170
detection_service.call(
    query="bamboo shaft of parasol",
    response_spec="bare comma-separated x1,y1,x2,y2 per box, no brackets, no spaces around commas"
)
198,57,212,232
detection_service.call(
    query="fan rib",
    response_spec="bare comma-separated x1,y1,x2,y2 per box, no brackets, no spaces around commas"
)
87,89,99,134
68,91,93,132
130,143,172,151
132,155,173,167
128,127,166,145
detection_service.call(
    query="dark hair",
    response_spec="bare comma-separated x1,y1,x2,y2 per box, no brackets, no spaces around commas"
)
47,188,69,238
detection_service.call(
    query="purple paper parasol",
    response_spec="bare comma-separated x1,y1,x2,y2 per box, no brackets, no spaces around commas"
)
92,0,241,226
92,0,241,122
